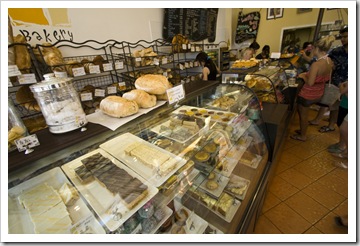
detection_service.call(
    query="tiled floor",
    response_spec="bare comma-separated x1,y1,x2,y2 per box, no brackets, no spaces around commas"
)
254,107,348,234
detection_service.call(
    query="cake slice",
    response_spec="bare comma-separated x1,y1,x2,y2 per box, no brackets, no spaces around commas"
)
58,183,79,206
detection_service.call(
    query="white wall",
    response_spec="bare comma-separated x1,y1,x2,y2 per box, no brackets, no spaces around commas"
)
11,8,232,56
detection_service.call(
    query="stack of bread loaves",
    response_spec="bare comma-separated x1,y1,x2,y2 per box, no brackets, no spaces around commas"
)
100,74,172,118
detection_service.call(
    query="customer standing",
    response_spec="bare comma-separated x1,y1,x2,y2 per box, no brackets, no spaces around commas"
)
195,52,220,81
291,35,335,142
308,26,348,131
255,45,270,59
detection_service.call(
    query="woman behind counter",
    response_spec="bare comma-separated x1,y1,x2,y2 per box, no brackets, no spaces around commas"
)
195,52,220,81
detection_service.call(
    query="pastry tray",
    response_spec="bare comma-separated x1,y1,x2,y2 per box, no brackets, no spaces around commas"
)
165,200,208,234
61,149,158,232
195,173,230,199
172,105,238,125
150,117,205,144
100,132,187,187
8,167,105,234
239,152,262,169
224,174,251,201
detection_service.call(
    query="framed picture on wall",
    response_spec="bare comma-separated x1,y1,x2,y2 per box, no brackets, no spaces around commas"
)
267,8,283,20
297,8,312,14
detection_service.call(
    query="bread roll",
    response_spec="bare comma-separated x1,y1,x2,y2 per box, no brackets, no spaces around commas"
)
122,89,157,108
135,74,172,95
100,96,139,118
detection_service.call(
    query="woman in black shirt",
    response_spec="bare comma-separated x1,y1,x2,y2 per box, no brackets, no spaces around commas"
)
195,52,219,81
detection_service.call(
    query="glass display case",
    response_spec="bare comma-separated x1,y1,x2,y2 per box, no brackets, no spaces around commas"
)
8,82,271,235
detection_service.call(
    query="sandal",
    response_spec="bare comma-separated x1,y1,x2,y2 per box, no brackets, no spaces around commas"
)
294,129,301,135
319,126,335,133
290,134,306,142
328,145,346,154
334,216,348,227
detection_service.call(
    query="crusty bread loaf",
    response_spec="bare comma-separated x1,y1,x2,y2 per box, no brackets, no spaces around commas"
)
135,74,172,95
122,89,157,108
13,34,31,73
100,96,139,118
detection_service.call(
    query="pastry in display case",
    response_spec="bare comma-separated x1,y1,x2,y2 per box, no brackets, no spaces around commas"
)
8,82,271,234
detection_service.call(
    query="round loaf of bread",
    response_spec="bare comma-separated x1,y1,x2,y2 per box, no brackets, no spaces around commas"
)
100,96,139,118
122,89,157,108
135,74,172,95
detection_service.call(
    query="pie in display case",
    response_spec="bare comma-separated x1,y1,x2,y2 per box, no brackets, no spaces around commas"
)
8,82,271,235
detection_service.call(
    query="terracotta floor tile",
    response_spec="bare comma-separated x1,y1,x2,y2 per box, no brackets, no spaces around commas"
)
285,191,329,225
332,199,348,217
302,182,346,210
331,163,349,181
278,168,313,190
314,212,348,234
253,214,282,234
268,176,299,201
304,226,323,234
317,171,348,198
293,153,336,181
264,203,311,234
261,191,281,214
274,160,292,175
287,143,323,161
278,151,303,166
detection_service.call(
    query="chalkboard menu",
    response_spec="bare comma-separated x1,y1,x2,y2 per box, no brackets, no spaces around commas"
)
235,11,261,44
163,8,218,42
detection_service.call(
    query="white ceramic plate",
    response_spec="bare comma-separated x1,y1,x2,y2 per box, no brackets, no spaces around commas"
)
8,167,105,234
100,132,187,187
224,174,251,201
61,149,158,232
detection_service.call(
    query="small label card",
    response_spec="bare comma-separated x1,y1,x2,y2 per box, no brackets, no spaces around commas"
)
103,63,113,71
18,74,37,84
153,58,160,65
162,57,168,64
70,215,94,234
115,61,124,70
270,52,281,59
80,92,93,101
107,86,117,94
166,84,185,104
72,67,86,77
8,65,21,77
89,65,101,74
94,89,106,97
14,134,40,152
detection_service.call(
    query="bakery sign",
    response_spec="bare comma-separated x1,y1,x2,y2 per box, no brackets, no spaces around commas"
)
235,11,261,44
9,8,74,45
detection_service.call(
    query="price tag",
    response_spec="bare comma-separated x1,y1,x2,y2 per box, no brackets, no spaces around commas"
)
189,61,194,68
72,67,86,77
163,71,168,77
187,43,191,50
196,46,201,52
89,65,100,74
94,89,105,97
191,46,195,52
115,61,124,70
179,64,184,70
80,92,93,101
70,215,94,234
185,211,195,232
54,71,68,78
166,84,185,104
182,44,187,50
17,74,37,84
162,57,168,64
107,86,117,94
103,63,113,71
194,61,199,67
14,134,40,152
153,58,160,65
270,52,281,59
184,62,189,68
135,57,142,62
8,65,21,77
